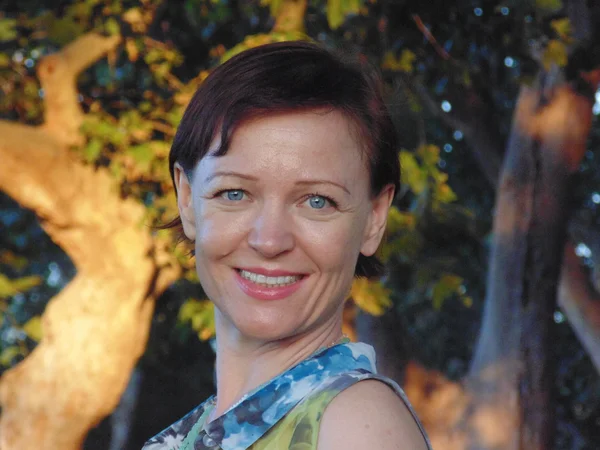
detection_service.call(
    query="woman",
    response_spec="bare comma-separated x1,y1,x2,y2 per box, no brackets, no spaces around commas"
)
143,41,431,450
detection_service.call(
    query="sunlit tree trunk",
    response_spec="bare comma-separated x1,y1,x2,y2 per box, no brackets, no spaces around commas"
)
0,33,180,450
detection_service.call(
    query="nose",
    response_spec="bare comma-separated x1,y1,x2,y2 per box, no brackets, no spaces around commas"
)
247,202,295,258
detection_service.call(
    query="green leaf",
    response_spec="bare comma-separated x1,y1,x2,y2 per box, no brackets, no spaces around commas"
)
535,0,563,12
83,139,103,163
179,299,215,341
22,316,43,341
543,39,568,70
0,274,41,299
0,346,20,367
0,19,18,42
47,17,85,45
431,274,463,310
104,17,120,36
126,144,154,173
386,207,415,234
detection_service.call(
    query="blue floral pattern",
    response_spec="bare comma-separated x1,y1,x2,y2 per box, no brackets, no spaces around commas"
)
142,342,431,449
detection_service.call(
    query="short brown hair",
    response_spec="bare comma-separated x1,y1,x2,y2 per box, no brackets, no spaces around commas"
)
164,41,400,278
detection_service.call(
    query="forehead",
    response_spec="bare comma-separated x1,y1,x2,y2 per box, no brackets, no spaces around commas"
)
196,109,368,181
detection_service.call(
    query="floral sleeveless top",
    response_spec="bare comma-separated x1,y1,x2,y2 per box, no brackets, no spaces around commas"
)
142,342,432,450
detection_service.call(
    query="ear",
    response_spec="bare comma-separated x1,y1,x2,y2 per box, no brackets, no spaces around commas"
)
174,162,196,241
360,184,395,257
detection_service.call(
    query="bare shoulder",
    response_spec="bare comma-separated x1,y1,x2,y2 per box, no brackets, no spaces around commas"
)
317,379,429,450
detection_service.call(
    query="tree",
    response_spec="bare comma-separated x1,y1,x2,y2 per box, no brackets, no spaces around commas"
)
1,0,599,449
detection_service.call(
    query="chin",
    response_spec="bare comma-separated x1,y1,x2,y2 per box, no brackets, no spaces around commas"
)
231,314,300,342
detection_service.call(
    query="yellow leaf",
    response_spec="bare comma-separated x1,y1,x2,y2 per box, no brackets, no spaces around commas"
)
436,183,457,204
0,251,28,270
542,39,568,70
221,32,307,63
125,38,139,62
417,144,440,167
386,206,415,233
327,0,361,29
22,316,43,341
351,278,392,316
327,0,344,29
550,18,572,42
0,274,41,299
382,49,416,73
123,7,147,32
400,151,427,194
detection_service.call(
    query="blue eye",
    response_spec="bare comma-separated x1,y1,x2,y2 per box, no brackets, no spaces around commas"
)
308,195,328,209
223,190,245,201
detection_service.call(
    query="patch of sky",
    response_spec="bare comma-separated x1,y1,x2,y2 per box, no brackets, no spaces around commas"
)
47,264,61,287
553,311,565,324
575,243,591,258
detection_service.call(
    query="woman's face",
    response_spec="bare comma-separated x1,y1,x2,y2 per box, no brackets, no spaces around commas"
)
175,109,393,342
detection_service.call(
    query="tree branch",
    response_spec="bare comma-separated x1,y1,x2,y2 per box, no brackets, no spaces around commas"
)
0,122,79,224
558,244,600,373
412,80,503,188
37,32,121,146
413,69,600,374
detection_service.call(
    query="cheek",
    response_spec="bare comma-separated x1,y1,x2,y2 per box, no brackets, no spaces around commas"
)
194,208,251,260
298,215,367,270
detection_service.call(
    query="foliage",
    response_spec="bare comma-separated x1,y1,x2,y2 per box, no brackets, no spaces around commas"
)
1,0,599,447
178,299,215,341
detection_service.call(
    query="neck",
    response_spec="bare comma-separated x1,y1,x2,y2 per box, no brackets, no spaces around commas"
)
210,310,344,420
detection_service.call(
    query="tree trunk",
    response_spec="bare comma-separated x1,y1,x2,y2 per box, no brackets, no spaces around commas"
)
0,33,180,450
361,71,600,450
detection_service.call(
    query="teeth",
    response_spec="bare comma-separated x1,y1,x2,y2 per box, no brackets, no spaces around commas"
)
239,270,301,287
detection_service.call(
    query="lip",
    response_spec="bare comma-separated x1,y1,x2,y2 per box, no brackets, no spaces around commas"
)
236,267,306,277
234,268,307,301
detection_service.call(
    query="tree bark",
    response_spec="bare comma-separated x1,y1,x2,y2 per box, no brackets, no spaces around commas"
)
413,71,600,375
468,66,596,448
362,63,600,450
0,32,180,450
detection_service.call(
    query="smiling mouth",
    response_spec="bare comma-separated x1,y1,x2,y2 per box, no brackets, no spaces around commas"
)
237,269,304,287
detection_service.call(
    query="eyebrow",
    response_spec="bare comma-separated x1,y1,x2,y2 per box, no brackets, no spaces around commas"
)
204,171,350,195
295,180,351,195
203,171,258,183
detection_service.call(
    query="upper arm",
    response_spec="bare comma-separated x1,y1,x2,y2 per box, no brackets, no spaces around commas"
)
317,380,429,450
